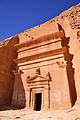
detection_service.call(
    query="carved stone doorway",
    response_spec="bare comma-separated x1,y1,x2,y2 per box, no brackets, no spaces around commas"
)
34,93,42,111
26,68,52,111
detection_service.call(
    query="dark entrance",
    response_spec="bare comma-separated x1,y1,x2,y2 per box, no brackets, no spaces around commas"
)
34,93,42,111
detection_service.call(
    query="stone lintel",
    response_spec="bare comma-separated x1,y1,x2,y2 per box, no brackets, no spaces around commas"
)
27,86,48,91
14,30,65,49
27,82,49,87
27,79,50,83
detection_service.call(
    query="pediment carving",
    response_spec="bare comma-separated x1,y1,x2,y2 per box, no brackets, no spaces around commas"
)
26,68,52,83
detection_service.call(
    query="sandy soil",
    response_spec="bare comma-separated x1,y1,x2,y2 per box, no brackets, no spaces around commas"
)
0,105,80,120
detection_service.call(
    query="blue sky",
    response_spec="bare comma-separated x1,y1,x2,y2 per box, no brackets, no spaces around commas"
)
0,0,80,41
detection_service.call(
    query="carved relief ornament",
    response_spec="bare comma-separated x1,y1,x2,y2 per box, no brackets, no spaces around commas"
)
56,61,67,68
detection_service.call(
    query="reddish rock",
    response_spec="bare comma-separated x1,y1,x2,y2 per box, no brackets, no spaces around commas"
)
0,3,80,111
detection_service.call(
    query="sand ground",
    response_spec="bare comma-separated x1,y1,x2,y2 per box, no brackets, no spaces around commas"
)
0,105,80,120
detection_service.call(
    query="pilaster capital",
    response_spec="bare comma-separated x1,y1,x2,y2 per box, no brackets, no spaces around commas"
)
12,69,23,75
56,61,67,68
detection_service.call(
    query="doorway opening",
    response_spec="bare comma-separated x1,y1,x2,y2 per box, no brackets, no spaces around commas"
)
34,93,42,111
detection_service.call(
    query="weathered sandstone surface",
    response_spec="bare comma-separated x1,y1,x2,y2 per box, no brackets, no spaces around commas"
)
0,3,80,120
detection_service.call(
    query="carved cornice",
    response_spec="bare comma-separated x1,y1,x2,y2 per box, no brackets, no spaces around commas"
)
27,68,52,84
13,47,67,64
17,39,61,53
14,30,65,49
17,54,64,68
